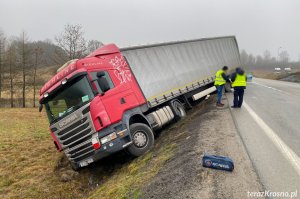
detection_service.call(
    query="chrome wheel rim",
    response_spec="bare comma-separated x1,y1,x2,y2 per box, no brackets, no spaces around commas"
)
133,131,147,148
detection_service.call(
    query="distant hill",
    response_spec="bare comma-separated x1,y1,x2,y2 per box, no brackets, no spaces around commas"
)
28,40,67,67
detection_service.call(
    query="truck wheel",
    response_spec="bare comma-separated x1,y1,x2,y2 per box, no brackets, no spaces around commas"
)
127,123,154,157
170,100,186,120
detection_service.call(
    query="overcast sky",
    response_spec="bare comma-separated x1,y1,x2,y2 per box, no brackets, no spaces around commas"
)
0,0,299,60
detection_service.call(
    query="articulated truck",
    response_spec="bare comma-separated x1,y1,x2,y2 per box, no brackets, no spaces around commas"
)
39,36,241,170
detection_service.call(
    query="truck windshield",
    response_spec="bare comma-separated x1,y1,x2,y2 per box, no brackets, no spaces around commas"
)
44,75,94,123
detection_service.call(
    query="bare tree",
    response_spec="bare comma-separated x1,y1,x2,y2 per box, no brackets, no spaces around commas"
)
240,49,293,71
247,54,256,66
51,46,68,65
0,29,5,99
18,31,31,108
279,50,289,64
33,44,43,107
256,55,263,66
240,50,248,65
263,50,271,63
6,42,16,107
0,26,104,107
87,40,104,54
55,24,87,61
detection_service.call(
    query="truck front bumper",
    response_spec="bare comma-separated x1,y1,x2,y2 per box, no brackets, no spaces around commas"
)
73,122,132,168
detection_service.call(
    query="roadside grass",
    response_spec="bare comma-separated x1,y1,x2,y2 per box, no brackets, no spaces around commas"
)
0,108,91,199
88,104,207,199
89,143,176,199
252,69,300,80
252,70,281,79
0,108,178,199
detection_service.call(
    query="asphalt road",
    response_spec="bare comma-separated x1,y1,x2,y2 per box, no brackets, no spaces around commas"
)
227,78,300,198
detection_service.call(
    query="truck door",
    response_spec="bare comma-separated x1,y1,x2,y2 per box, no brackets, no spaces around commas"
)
90,70,140,124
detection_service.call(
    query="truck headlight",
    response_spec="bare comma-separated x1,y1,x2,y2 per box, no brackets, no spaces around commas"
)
100,132,117,144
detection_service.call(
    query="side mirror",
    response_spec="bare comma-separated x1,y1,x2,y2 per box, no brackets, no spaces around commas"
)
39,104,43,112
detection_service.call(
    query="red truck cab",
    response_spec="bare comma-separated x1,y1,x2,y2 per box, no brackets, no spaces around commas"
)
40,44,153,170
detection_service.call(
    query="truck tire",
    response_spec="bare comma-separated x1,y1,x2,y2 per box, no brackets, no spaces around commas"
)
170,100,186,120
127,123,154,157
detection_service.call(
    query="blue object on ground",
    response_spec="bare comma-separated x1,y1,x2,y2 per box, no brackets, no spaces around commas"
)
246,73,253,81
202,154,234,171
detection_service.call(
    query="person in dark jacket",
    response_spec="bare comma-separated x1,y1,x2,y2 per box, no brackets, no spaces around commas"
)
231,67,247,108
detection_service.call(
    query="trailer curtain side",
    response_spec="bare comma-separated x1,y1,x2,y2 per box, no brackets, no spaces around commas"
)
121,36,241,107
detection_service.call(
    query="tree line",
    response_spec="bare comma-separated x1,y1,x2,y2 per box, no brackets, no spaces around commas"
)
0,24,298,108
0,24,103,108
240,49,295,70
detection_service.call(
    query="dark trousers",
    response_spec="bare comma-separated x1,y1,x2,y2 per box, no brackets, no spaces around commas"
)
233,88,244,107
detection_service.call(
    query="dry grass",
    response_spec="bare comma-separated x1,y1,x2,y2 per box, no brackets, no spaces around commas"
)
252,69,300,80
0,65,58,107
252,70,281,79
0,108,90,199
89,143,176,199
0,108,177,199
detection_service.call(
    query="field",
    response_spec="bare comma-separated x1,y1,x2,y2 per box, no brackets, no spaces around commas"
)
0,108,177,199
0,108,89,198
252,69,300,80
0,65,57,108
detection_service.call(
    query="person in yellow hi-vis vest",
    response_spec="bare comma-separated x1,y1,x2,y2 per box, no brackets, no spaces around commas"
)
230,67,247,108
214,66,230,107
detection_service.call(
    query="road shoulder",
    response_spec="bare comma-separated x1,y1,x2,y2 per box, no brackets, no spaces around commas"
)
140,97,263,199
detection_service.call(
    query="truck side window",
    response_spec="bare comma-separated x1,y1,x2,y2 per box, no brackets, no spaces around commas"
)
91,71,114,93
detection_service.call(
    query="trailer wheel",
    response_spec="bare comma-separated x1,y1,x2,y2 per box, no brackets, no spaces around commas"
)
170,100,186,120
127,123,154,157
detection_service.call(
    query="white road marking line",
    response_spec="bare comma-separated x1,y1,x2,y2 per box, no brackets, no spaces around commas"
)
243,102,300,176
249,81,289,94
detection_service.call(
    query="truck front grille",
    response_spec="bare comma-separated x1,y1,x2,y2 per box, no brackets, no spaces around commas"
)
50,104,96,163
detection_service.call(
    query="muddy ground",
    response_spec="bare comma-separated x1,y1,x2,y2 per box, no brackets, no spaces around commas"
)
140,96,263,199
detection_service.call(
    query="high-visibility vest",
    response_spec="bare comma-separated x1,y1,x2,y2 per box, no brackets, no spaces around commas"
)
232,73,247,87
214,70,226,86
